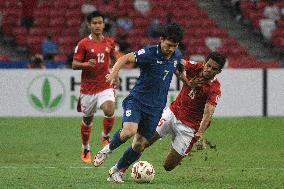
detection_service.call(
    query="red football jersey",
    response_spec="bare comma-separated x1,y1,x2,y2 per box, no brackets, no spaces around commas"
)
73,35,115,94
170,60,221,131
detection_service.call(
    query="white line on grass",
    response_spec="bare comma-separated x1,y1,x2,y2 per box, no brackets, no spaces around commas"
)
0,166,283,170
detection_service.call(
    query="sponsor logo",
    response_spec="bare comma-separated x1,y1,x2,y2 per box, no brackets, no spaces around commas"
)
27,75,65,112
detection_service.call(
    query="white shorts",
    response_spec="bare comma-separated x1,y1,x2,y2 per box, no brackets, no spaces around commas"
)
156,107,196,156
78,88,115,117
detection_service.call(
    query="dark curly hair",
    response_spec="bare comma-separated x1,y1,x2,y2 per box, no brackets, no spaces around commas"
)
160,23,184,43
205,52,227,69
87,11,105,23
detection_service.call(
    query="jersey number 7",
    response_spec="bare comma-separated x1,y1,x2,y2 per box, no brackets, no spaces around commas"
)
163,70,169,80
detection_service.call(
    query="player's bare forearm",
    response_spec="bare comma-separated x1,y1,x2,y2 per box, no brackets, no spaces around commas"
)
106,53,135,84
72,60,82,70
109,53,119,68
72,59,95,70
111,53,135,75
198,103,216,134
175,71,188,84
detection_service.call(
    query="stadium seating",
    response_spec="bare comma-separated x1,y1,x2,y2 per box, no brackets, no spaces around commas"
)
0,0,281,68
240,0,284,53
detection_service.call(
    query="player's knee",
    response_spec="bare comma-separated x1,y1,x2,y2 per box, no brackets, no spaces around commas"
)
83,116,93,126
103,108,114,117
101,102,115,117
120,128,136,140
132,142,145,152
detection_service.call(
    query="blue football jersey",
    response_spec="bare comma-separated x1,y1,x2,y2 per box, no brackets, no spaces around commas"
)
128,44,182,110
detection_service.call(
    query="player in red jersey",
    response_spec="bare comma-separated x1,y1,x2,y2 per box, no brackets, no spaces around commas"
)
72,11,118,164
147,52,226,171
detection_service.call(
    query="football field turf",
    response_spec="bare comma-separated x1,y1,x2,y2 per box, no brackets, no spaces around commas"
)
0,117,283,189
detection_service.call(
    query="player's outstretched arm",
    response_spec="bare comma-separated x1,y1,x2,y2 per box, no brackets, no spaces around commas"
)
72,59,96,70
175,70,188,84
175,59,189,84
106,52,135,84
195,103,216,140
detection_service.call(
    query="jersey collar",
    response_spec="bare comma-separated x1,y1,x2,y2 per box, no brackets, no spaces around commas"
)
89,34,104,41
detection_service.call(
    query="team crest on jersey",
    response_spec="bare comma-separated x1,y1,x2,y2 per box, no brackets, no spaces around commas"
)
105,47,110,53
91,49,94,52
174,60,178,68
126,110,131,117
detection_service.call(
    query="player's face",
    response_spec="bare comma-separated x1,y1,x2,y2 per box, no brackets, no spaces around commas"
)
202,58,221,80
160,38,179,58
89,16,105,36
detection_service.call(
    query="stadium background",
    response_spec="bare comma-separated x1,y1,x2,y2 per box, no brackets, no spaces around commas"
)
0,0,283,188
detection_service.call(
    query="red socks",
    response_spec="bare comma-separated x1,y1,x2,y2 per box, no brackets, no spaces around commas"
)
103,116,115,136
80,122,92,146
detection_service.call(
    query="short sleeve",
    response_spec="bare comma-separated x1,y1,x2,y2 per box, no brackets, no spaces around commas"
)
133,46,151,67
207,82,221,106
73,40,86,62
109,39,116,57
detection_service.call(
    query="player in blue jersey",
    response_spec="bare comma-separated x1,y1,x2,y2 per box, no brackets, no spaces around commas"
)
93,23,184,183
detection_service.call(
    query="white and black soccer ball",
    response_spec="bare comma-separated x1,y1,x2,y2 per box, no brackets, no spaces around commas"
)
131,161,155,183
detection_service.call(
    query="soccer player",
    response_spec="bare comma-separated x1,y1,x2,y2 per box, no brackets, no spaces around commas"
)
147,52,226,171
93,23,184,183
72,11,117,164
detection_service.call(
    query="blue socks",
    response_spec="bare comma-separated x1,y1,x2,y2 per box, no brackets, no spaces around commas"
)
117,147,141,170
109,129,125,151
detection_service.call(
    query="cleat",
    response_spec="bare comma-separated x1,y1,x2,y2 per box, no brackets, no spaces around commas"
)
107,165,124,183
93,145,111,167
100,133,110,147
81,149,91,164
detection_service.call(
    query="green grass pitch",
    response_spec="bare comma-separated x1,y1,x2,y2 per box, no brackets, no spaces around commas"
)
0,117,283,189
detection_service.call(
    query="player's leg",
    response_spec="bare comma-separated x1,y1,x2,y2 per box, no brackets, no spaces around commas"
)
107,133,147,183
163,148,184,171
146,107,174,148
93,122,138,167
107,110,160,183
100,100,115,146
117,133,147,170
78,94,97,163
98,88,116,146
163,116,196,171
80,116,94,163
93,97,141,167
146,131,160,147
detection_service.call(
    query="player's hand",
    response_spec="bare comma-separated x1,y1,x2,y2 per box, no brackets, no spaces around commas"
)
112,76,120,89
194,131,204,141
106,71,118,85
188,76,205,88
195,131,205,150
88,59,96,66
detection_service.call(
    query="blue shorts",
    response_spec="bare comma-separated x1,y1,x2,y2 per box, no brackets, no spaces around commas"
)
122,97,162,141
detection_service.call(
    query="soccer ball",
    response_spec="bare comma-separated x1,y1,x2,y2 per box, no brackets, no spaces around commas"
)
131,161,155,183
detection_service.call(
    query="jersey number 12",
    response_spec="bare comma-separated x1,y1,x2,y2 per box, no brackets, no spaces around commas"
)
97,53,105,63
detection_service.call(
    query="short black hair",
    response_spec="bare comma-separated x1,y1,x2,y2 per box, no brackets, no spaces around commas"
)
87,11,105,23
205,52,226,69
160,23,184,43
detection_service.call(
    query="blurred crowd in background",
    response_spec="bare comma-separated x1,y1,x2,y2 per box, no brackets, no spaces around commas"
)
0,0,284,69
